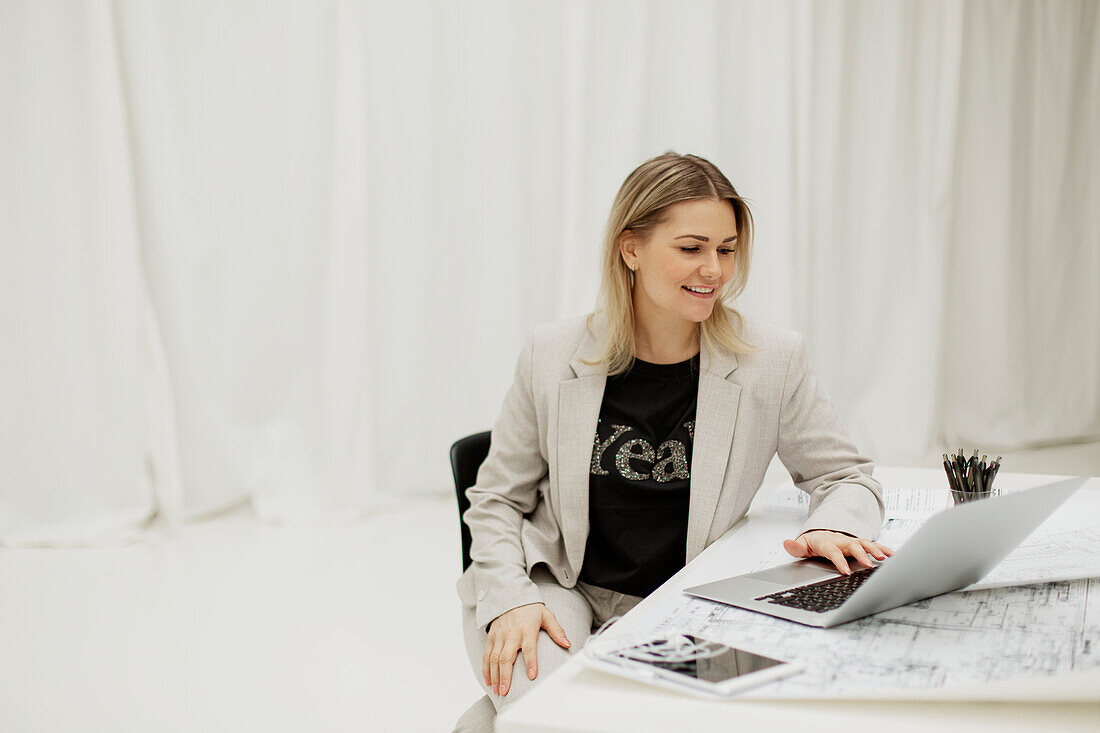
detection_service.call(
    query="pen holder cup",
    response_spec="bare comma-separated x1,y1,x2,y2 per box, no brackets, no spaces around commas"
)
944,451,1002,506
949,486,1000,505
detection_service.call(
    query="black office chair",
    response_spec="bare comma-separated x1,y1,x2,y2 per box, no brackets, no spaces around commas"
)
449,430,492,572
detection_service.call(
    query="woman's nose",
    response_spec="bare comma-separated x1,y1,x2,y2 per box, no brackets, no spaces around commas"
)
700,251,721,278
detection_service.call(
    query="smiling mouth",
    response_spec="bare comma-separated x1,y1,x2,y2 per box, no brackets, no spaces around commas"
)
683,285,716,297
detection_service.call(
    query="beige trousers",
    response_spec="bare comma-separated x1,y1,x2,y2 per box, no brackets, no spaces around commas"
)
453,565,644,732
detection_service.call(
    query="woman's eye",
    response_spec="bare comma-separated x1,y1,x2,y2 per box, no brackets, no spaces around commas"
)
680,246,700,253
719,248,735,256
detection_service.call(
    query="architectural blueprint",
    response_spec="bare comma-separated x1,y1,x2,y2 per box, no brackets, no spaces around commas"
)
768,481,1100,588
763,481,951,518
627,578,1100,698
595,478,1100,699
976,527,1100,589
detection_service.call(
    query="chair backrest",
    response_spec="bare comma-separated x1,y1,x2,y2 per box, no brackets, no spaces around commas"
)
449,430,492,572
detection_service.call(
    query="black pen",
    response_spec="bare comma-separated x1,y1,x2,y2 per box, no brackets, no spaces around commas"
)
967,450,980,496
951,451,964,498
943,454,962,498
959,450,973,499
978,454,989,494
952,455,968,498
954,450,966,488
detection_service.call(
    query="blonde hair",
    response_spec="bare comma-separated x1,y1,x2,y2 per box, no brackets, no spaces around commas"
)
589,152,759,375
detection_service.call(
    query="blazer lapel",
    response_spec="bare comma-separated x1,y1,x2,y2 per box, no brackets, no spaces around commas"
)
686,339,741,561
556,324,606,578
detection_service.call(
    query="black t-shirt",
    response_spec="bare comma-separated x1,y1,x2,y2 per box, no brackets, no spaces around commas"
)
579,354,699,597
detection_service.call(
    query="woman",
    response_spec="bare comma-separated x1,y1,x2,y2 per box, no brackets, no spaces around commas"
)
454,152,891,731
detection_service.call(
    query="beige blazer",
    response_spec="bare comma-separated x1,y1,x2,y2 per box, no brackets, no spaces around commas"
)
457,312,884,630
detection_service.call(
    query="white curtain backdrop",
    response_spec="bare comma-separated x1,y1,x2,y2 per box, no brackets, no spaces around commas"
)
1,0,1097,546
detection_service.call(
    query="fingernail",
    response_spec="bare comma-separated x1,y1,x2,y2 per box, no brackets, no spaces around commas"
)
528,667,535,679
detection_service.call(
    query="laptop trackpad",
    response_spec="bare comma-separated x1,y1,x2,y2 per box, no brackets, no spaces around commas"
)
747,559,837,586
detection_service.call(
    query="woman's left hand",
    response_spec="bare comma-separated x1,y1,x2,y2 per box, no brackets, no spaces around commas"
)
782,530,893,575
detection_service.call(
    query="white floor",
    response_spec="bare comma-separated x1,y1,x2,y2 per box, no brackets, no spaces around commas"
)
0,497,482,732
0,442,1096,732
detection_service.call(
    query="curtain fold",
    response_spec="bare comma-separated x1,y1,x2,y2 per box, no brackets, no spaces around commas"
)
1,0,1096,545
791,1,966,463
943,0,1100,448
0,0,155,546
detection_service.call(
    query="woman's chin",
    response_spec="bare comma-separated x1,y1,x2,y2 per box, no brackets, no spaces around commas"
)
685,305,715,323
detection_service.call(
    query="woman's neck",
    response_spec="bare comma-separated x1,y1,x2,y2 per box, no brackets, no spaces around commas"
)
633,321,700,364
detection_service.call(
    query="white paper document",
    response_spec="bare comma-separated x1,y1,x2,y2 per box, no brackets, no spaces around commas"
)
614,480,1100,699
766,481,1100,590
762,482,950,519
970,526,1100,590
873,513,1100,590
634,578,1100,699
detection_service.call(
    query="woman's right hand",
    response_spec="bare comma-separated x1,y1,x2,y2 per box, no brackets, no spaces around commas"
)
483,602,571,697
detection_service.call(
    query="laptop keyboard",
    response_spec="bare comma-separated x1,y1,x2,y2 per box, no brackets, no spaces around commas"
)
755,565,879,613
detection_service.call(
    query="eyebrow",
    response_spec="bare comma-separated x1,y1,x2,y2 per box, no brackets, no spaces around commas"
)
674,234,738,243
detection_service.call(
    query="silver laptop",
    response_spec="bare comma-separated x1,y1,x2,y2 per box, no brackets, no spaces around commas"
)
683,476,1085,628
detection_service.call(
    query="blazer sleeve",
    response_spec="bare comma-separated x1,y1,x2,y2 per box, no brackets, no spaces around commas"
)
462,331,547,630
776,333,885,539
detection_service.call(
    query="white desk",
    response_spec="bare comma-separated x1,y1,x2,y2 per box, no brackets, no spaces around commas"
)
498,468,1100,733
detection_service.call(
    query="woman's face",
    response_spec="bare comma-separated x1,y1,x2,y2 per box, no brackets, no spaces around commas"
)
620,198,739,330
